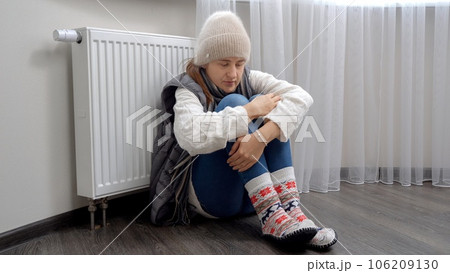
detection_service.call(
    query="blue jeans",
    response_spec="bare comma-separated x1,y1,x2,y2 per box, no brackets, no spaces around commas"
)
191,94,293,218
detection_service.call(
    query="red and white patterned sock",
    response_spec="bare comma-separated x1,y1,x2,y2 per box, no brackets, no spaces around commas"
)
271,167,315,227
245,173,304,238
271,167,338,248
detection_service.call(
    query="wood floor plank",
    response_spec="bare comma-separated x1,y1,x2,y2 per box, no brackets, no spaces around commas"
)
1,182,448,255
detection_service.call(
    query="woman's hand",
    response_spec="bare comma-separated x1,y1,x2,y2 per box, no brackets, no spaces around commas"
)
244,93,281,120
227,134,265,172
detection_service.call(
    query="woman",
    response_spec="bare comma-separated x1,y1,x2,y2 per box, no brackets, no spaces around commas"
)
158,11,337,249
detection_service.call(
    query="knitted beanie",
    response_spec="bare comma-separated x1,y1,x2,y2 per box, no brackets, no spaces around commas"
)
194,11,251,66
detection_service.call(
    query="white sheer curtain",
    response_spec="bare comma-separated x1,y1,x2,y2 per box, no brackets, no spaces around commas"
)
196,0,236,35
196,0,450,192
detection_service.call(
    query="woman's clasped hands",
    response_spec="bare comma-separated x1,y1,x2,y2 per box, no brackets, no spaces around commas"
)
227,93,281,172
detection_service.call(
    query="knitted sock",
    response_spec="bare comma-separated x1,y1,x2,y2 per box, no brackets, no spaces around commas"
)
245,173,306,238
307,227,338,249
271,167,338,248
271,167,314,226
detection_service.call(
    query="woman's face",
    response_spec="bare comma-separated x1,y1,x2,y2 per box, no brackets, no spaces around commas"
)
204,57,246,93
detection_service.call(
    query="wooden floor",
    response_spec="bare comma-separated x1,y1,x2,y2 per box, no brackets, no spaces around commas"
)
1,182,449,255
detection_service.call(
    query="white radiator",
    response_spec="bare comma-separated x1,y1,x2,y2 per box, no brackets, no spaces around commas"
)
66,27,195,200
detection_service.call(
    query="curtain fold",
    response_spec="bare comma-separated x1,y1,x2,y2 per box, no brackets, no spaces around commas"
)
196,0,450,192
195,0,235,36
291,1,348,192
249,0,295,82
432,5,450,186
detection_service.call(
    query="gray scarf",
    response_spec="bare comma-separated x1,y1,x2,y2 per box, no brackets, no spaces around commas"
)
199,66,255,111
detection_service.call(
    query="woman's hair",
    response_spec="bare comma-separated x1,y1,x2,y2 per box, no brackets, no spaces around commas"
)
185,58,213,107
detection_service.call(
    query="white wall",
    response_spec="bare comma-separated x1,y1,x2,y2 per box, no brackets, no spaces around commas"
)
0,0,196,234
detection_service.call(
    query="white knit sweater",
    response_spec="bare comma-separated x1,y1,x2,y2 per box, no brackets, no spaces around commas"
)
173,70,314,156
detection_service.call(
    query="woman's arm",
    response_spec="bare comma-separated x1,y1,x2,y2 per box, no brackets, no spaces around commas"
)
226,121,280,172
227,71,313,172
249,70,314,142
173,88,249,156
173,87,281,156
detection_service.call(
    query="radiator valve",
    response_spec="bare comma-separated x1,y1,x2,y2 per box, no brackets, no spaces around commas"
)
53,29,82,43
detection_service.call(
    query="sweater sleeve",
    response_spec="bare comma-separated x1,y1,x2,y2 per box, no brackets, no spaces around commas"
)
173,88,249,156
249,70,314,142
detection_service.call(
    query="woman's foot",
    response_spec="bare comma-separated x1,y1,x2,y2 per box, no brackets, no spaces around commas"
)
307,227,338,249
245,173,318,244
270,168,338,249
271,168,310,224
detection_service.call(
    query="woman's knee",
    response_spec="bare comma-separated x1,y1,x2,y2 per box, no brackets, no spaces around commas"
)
216,94,249,110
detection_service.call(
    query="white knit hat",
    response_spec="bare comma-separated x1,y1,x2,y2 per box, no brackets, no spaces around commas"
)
194,11,251,66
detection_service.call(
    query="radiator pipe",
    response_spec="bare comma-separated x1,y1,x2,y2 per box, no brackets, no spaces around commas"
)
53,29,82,43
